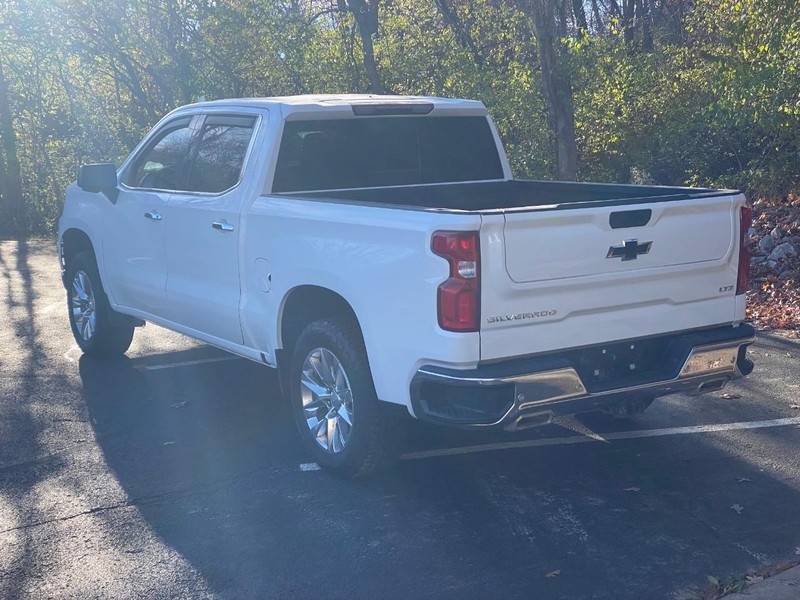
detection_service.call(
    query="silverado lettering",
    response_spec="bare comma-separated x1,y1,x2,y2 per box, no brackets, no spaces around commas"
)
487,310,557,323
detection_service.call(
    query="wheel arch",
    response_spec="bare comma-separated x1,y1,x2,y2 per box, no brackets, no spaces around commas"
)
278,285,363,355
60,227,143,329
60,228,96,274
275,285,366,393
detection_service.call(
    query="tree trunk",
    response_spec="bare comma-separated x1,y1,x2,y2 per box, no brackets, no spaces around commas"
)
639,0,653,51
622,0,635,48
0,52,25,236
607,0,622,18
347,0,386,94
435,0,485,66
572,0,588,31
525,0,578,180
590,0,604,32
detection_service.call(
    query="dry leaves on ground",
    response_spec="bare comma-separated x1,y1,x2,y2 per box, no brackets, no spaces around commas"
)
744,574,764,585
545,570,561,578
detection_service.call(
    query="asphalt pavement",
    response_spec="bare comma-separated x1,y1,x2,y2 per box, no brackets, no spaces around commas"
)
1,239,799,600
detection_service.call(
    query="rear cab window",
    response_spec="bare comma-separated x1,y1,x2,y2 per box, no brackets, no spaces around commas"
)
272,116,504,193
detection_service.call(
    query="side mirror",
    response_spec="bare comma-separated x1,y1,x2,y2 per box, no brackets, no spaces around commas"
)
78,163,119,203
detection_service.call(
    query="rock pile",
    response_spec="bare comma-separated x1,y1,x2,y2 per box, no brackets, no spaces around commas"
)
752,224,799,278
746,195,800,330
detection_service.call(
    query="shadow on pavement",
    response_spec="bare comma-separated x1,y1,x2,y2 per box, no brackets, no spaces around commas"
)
77,347,800,600
0,241,71,600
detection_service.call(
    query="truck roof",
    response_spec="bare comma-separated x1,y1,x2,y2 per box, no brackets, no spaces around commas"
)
179,95,488,118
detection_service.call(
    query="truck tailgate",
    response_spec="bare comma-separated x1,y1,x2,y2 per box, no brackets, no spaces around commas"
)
479,194,744,362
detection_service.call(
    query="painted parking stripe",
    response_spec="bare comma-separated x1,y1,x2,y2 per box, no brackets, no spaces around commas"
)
143,356,239,371
399,416,800,461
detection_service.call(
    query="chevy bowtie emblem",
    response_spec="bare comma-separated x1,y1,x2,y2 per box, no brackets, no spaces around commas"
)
607,239,652,261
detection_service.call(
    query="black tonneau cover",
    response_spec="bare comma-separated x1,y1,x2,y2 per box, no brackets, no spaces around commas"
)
278,180,736,212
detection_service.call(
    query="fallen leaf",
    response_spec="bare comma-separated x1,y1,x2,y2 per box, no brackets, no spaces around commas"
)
720,393,742,399
745,574,764,585
163,441,176,446
545,570,560,578
737,477,752,483
171,401,187,409
623,487,640,492
731,504,744,514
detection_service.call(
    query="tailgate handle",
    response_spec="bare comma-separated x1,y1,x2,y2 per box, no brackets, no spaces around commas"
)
610,209,651,229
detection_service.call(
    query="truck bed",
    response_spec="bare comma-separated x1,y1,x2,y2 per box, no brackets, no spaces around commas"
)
280,179,733,212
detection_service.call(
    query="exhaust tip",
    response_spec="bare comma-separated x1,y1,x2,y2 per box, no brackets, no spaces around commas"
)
697,379,728,394
505,411,553,431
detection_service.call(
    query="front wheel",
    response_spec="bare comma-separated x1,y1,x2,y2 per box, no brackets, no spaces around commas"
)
66,251,134,358
290,317,404,477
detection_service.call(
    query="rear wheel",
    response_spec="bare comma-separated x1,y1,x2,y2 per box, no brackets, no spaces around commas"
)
290,317,404,477
66,251,134,358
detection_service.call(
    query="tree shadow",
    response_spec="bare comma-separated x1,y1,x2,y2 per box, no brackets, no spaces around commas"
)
0,241,70,600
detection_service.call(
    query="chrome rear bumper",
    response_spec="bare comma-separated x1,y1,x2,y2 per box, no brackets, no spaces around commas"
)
410,324,755,430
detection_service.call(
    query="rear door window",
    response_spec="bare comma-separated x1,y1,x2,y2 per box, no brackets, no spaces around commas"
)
185,116,257,194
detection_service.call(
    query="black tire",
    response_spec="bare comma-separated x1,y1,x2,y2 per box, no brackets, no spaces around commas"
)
289,317,404,478
66,251,135,358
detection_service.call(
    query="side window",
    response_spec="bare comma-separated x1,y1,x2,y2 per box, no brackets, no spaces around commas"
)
185,116,256,194
125,118,194,190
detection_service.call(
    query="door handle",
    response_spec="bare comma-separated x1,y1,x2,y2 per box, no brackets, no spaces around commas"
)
144,211,162,221
212,221,234,232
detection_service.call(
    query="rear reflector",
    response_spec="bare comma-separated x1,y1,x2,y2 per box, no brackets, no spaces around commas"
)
737,205,752,295
432,231,480,332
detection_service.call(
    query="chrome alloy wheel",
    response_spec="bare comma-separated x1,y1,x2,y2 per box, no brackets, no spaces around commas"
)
70,270,97,341
300,347,355,454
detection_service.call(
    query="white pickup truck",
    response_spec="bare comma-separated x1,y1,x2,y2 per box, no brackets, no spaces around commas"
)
58,95,755,476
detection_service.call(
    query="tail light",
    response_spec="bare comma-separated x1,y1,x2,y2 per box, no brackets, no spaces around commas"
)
736,205,752,295
432,231,480,332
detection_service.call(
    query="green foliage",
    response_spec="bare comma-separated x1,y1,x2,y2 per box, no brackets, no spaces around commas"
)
571,0,800,196
0,0,798,236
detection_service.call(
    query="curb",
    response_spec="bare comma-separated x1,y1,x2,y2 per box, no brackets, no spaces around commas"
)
725,564,800,599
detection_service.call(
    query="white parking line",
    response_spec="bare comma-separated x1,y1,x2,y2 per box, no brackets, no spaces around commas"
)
143,356,239,371
399,417,800,461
